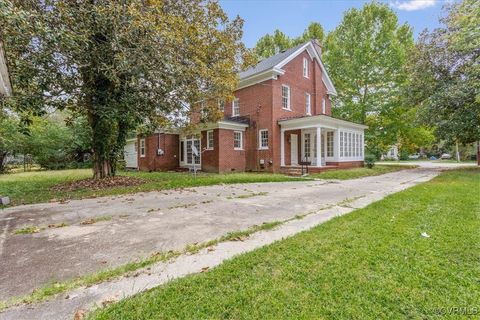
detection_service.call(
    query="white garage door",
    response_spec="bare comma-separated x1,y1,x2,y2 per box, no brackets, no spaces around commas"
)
124,140,138,168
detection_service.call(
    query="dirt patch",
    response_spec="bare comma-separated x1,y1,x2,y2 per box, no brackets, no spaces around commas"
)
51,176,145,192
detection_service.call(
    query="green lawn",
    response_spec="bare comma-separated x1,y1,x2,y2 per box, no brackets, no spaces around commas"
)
89,168,480,319
311,164,415,180
0,169,302,207
0,165,416,207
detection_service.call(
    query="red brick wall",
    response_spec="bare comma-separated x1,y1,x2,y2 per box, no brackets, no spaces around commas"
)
138,134,179,171
284,129,301,166
201,129,220,172
218,129,246,172
269,50,332,171
200,128,246,173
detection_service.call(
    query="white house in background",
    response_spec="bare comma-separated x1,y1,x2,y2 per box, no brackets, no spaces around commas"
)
0,40,12,97
381,145,399,161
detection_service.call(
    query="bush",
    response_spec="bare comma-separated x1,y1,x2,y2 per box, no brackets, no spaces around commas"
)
365,154,376,168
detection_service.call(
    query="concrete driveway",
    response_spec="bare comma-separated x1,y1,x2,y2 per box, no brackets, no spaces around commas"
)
0,164,471,301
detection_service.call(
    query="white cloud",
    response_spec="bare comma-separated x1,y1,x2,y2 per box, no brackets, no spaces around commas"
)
391,0,437,11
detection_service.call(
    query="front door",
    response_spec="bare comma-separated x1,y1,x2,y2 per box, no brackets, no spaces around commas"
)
291,134,298,165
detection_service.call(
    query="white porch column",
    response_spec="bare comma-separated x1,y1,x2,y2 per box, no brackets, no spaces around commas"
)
334,129,340,161
316,126,322,167
280,128,285,167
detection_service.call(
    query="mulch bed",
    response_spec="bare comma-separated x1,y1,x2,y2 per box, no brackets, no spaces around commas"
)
51,176,145,192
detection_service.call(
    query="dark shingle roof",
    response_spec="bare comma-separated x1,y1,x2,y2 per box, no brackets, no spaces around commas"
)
239,42,306,80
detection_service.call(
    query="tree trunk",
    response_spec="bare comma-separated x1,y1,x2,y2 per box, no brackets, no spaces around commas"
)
477,141,480,166
455,141,460,162
92,153,114,179
0,151,7,173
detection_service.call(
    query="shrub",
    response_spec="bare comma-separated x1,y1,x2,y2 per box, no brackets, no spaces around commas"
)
365,154,376,168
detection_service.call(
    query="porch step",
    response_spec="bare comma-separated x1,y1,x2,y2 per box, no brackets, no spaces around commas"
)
280,167,307,176
281,165,340,176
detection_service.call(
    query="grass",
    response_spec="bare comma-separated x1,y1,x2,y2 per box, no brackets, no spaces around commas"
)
0,169,301,207
80,215,112,225
311,164,416,180
14,226,44,235
89,168,480,319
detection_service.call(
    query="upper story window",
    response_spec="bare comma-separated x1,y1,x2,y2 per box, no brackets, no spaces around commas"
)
232,98,240,116
303,58,309,78
282,85,290,110
259,129,268,150
233,131,243,150
139,138,146,157
322,98,326,114
305,93,311,115
206,130,214,150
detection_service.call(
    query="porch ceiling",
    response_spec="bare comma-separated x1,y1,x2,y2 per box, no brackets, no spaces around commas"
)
278,114,368,131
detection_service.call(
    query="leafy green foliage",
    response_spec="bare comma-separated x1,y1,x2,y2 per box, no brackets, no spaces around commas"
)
407,0,480,145
323,2,421,155
364,154,376,168
0,0,251,178
254,22,324,59
0,115,23,172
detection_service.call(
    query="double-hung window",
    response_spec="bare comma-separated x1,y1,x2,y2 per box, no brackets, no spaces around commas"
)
139,139,146,157
340,132,344,157
327,132,334,157
234,131,243,150
282,85,290,110
305,93,311,115
206,130,214,150
232,98,240,116
303,58,309,78
259,129,268,150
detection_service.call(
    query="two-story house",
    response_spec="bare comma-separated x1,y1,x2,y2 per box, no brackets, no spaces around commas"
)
124,40,367,173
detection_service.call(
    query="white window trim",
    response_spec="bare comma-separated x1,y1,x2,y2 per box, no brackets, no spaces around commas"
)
234,131,243,150
258,129,269,150
305,93,311,115
303,57,309,78
322,98,326,114
282,85,291,110
232,98,240,117
139,138,146,158
206,130,214,150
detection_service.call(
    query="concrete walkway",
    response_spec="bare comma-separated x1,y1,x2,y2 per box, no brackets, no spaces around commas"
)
0,164,471,319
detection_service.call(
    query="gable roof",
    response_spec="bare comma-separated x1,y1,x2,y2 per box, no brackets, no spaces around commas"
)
239,40,337,95
239,43,305,80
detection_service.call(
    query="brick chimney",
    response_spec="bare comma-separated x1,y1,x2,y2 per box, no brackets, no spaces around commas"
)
312,39,322,56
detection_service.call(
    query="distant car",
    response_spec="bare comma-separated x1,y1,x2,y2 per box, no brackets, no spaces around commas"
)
408,154,420,160
430,156,437,160
440,153,452,160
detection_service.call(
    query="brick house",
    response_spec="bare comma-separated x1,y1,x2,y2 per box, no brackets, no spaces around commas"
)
124,40,367,173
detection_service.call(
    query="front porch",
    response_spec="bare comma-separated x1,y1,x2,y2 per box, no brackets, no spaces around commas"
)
278,114,367,170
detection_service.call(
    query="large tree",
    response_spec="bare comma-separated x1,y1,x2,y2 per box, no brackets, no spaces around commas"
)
407,0,479,163
0,0,250,178
322,2,420,156
254,22,325,59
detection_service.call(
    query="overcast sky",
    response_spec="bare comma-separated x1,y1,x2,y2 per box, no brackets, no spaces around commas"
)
220,0,448,48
